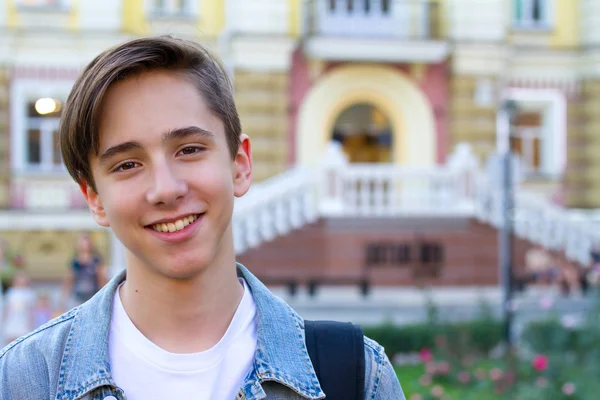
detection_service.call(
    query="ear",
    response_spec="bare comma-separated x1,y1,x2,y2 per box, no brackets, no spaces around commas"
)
79,181,110,227
233,133,253,198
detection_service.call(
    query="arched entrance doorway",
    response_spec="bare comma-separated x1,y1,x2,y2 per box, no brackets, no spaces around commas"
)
332,103,392,163
296,65,436,167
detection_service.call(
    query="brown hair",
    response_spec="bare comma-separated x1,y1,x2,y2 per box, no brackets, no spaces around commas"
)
60,35,241,191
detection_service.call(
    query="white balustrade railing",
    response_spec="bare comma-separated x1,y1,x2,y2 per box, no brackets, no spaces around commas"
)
473,173,600,266
8,177,86,210
232,142,600,267
232,142,476,253
320,164,473,216
306,0,437,39
232,167,319,254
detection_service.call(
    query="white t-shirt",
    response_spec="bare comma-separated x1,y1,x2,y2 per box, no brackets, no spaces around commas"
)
108,279,257,400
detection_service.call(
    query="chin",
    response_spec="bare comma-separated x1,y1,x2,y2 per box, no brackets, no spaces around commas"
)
156,265,205,281
155,254,213,281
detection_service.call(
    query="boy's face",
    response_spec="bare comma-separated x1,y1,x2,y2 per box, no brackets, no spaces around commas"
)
84,70,252,280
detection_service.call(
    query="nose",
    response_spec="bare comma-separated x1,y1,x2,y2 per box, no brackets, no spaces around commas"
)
146,161,188,206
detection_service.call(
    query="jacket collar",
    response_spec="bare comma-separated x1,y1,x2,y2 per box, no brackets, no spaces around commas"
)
55,268,125,400
236,264,324,399
56,264,324,400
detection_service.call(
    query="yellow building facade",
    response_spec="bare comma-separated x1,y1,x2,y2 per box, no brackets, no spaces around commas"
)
0,0,597,280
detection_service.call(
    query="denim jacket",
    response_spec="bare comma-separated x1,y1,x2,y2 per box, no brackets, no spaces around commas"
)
0,264,405,400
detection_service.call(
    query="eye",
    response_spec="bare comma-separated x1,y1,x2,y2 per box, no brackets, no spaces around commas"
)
114,161,140,172
178,146,204,156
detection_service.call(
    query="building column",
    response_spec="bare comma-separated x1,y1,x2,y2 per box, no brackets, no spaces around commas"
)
0,66,9,208
565,79,600,208
234,70,289,182
450,75,498,162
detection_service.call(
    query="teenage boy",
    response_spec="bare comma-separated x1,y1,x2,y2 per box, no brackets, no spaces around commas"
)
0,36,404,399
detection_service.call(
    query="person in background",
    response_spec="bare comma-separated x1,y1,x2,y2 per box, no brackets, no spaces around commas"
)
588,244,600,287
0,240,16,294
60,233,108,309
524,245,554,287
32,292,53,329
1,271,36,344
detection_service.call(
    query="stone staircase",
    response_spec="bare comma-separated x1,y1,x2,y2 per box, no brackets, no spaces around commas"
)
232,142,600,268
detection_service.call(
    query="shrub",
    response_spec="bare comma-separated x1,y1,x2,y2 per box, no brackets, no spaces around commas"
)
363,318,503,360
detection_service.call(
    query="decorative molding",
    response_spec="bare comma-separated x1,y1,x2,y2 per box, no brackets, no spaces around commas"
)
0,31,130,67
230,36,296,71
451,44,509,75
0,210,100,230
305,37,449,63
508,77,580,98
13,65,80,80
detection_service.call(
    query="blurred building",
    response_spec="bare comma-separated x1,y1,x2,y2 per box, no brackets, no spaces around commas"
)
0,0,597,286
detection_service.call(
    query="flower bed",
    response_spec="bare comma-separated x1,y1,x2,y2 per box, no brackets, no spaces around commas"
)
379,292,600,399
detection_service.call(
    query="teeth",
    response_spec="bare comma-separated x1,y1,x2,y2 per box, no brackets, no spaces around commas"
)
151,214,199,233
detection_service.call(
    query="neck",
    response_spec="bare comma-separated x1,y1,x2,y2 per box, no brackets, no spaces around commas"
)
119,245,243,354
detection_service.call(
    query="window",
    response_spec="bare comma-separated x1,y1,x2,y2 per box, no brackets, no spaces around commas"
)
513,0,551,29
11,80,73,175
511,111,543,176
150,0,195,16
24,98,63,172
327,0,390,15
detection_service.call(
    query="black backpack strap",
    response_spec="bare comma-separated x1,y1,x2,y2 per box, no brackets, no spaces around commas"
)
304,320,365,400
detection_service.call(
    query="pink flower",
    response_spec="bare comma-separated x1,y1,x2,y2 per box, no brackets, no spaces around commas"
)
426,362,437,375
489,368,504,381
532,354,549,372
430,385,444,398
419,348,433,363
539,296,553,310
436,361,451,375
536,377,548,388
562,382,576,396
419,375,432,387
458,371,471,384
561,315,578,329
410,394,423,400
505,370,517,385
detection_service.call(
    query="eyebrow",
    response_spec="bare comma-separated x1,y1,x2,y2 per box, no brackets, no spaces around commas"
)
98,126,215,166
162,125,215,144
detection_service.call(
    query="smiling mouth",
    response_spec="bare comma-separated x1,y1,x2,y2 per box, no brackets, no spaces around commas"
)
148,214,202,233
